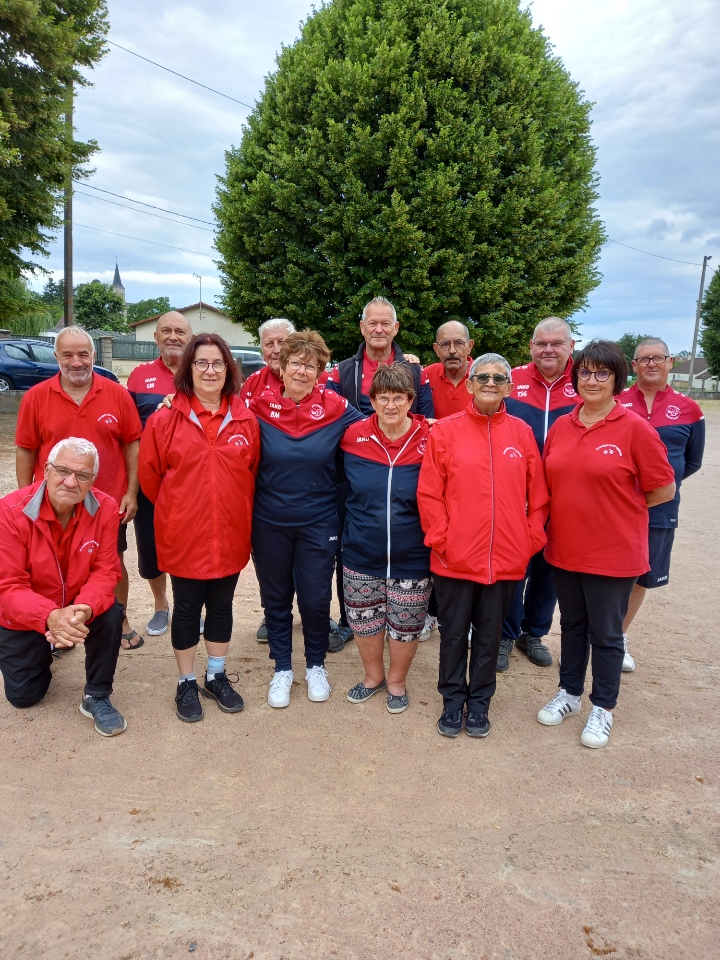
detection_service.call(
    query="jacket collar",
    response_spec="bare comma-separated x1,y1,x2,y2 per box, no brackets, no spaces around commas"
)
527,357,574,387
22,481,100,521
466,400,508,425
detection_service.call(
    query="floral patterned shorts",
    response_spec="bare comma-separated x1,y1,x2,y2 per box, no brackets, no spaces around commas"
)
342,566,433,642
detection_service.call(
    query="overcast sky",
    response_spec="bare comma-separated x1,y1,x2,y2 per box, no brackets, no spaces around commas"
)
34,0,719,350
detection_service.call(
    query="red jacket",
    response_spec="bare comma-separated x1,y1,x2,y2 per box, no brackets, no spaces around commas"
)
139,393,260,579
0,482,121,634
417,402,549,584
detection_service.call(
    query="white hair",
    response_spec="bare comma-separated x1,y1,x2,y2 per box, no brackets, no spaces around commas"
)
47,437,100,477
361,296,397,323
470,353,512,378
258,318,295,342
532,317,573,341
55,326,96,354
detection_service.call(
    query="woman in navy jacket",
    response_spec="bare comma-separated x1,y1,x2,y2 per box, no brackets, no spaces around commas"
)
340,365,432,715
249,330,363,709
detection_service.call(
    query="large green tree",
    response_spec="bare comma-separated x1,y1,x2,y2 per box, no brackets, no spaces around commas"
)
0,1,108,284
74,280,125,331
215,0,604,364
615,332,658,366
126,296,173,326
699,267,720,376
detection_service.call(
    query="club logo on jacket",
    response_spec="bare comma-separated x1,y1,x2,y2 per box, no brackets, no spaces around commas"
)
503,446,522,458
596,444,623,457
563,384,577,398
665,405,680,420
417,438,427,455
310,404,325,420
228,434,249,447
79,539,100,554
97,413,119,425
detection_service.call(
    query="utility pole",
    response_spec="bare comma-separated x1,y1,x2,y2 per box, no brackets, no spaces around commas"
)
193,273,203,326
63,82,74,326
687,254,712,394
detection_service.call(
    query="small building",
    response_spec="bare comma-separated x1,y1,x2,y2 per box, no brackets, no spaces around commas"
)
129,302,257,347
669,357,719,395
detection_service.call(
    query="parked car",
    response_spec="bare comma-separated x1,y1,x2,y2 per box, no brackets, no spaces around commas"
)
229,347,266,379
0,338,119,391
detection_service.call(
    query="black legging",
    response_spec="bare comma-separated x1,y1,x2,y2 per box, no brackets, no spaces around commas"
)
169,573,240,650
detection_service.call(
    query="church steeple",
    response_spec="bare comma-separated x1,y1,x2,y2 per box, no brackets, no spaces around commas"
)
111,261,125,302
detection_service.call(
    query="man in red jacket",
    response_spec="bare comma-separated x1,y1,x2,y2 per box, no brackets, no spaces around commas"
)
418,354,549,739
0,437,126,737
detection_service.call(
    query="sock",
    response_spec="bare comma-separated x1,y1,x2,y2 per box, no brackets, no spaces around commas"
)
565,691,581,705
206,656,225,681
179,672,196,684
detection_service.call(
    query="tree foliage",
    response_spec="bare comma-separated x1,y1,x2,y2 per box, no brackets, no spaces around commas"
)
0,272,55,334
699,266,720,377
215,0,605,365
126,296,173,326
0,1,108,284
74,280,126,331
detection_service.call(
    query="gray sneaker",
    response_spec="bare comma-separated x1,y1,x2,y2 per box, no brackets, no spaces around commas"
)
146,609,170,636
256,617,268,642
79,696,127,737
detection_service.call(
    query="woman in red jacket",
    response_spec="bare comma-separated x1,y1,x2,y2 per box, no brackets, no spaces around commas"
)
417,353,549,739
139,334,260,723
538,341,675,748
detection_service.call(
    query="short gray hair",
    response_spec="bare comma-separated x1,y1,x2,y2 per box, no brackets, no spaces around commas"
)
361,296,397,323
258,318,295,342
470,353,512,378
634,337,670,358
47,437,100,477
532,317,573,341
55,326,96,354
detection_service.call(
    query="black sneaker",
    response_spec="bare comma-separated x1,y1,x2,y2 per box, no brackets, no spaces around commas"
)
175,678,204,722
465,711,491,738
79,696,127,737
328,623,354,653
437,708,464,738
496,636,514,672
516,632,553,667
202,671,244,713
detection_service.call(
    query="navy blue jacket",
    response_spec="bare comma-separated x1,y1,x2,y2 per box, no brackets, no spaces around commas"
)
341,413,431,578
622,384,705,528
250,384,363,526
326,342,434,417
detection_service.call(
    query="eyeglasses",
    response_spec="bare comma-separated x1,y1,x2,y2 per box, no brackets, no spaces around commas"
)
532,340,568,350
634,355,669,366
577,368,612,382
374,395,411,407
192,359,227,372
48,463,94,484
286,359,318,375
436,339,469,351
469,373,511,385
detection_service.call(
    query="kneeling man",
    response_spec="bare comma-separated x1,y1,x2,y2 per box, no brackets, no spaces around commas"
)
0,437,126,736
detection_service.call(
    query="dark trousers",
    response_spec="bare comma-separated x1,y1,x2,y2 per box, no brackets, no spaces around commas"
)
0,600,123,708
133,488,162,581
435,575,517,713
335,481,349,628
169,573,240,650
252,515,337,671
502,549,556,641
551,566,636,710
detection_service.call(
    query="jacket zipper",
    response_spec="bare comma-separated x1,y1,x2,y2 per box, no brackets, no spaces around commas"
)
369,425,421,579
487,418,495,582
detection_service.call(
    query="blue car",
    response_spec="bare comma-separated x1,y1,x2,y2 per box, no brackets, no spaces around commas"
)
0,338,119,391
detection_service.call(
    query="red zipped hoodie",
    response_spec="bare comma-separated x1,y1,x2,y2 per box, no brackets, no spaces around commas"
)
0,482,121,634
139,393,260,579
417,402,549,584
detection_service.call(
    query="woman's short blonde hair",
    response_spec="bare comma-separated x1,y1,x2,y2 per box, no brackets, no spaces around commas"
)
279,330,330,373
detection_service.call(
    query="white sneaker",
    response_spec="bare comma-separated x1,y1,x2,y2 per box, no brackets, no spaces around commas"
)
537,689,581,726
268,670,293,708
622,634,635,673
419,615,438,642
306,665,331,702
581,705,613,748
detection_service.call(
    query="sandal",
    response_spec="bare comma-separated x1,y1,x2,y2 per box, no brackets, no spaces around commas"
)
121,630,145,651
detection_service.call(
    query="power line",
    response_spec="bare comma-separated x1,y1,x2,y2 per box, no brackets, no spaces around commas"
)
76,183,214,224
606,238,701,267
106,39,254,109
73,222,214,258
74,190,215,231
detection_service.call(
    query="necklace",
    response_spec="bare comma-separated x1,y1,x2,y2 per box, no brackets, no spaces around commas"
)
579,404,614,426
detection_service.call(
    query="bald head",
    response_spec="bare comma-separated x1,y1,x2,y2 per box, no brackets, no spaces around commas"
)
433,320,474,381
55,326,95,354
155,311,193,370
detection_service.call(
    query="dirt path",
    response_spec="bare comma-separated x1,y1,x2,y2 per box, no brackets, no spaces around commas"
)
0,406,718,960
